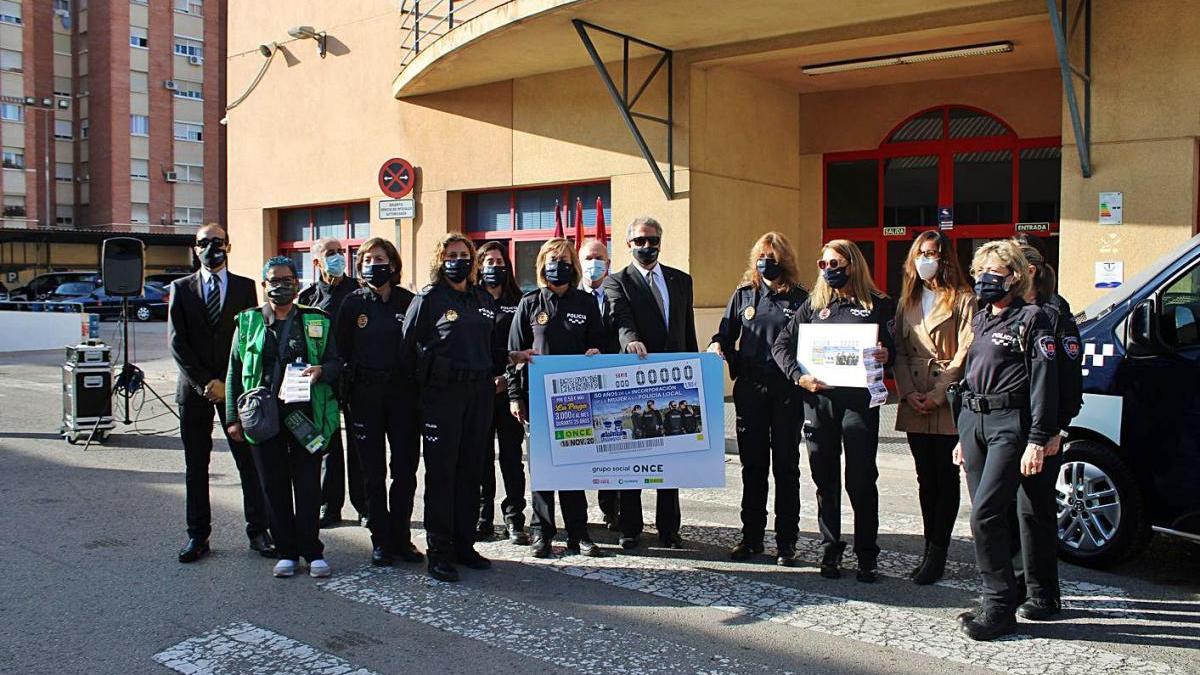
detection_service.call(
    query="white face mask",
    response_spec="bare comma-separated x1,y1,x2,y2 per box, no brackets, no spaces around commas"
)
915,256,939,281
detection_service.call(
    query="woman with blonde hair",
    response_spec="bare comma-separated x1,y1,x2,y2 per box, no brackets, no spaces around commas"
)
893,230,975,584
952,240,1057,641
708,232,809,565
772,240,894,582
508,238,609,557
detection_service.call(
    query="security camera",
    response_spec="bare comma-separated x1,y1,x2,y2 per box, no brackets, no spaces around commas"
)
288,26,318,39
257,42,277,58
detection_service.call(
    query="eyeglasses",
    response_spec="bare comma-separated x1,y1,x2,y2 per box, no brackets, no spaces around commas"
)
630,236,661,247
195,237,226,248
266,278,296,287
917,250,940,259
817,258,846,270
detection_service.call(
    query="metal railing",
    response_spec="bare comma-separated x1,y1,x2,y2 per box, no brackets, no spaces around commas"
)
399,0,510,67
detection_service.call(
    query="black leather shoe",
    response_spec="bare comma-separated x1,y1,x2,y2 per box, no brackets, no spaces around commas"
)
455,548,492,570
956,607,979,626
1016,597,1062,621
909,542,930,579
855,558,879,583
371,546,394,567
530,536,553,558
777,544,798,567
178,538,209,563
318,507,341,529
475,523,495,542
912,544,947,585
506,524,531,546
249,532,278,558
428,558,460,582
619,535,640,550
603,512,621,532
569,539,606,557
730,541,764,561
819,541,846,579
659,533,683,549
394,542,425,563
961,608,1017,641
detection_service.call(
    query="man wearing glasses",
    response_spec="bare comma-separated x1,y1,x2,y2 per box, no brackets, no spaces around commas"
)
299,237,366,529
169,224,275,563
602,217,698,550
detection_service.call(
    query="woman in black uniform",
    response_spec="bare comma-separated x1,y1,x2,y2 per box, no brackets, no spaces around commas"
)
474,241,530,545
336,238,424,567
953,240,1058,641
508,238,608,558
709,231,808,566
772,239,893,582
401,233,512,582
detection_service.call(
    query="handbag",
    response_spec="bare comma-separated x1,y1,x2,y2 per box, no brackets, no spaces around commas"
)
236,311,295,443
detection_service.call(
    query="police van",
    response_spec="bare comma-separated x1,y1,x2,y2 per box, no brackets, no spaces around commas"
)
1061,233,1200,567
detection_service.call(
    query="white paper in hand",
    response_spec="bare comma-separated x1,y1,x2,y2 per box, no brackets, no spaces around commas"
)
281,362,312,404
862,348,888,408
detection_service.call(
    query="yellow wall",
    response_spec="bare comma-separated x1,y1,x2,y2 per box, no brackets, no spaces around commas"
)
1058,0,1200,306
0,241,190,288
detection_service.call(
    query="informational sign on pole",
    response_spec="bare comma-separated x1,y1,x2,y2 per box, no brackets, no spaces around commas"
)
1099,192,1123,225
378,198,415,220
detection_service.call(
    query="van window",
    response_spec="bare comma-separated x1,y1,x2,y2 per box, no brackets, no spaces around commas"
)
1161,264,1200,348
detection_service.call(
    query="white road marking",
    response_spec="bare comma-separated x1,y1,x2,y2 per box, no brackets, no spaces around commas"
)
153,622,376,675
321,566,788,674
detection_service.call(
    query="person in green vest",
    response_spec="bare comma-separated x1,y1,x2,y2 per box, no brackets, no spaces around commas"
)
225,256,341,579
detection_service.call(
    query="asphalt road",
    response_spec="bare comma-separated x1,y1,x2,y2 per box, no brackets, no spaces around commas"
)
0,321,1197,674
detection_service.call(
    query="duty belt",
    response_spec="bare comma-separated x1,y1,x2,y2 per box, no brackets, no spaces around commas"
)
353,366,406,385
448,366,492,383
962,391,1023,413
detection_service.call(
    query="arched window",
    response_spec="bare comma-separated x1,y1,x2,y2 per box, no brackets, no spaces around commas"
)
824,105,1060,293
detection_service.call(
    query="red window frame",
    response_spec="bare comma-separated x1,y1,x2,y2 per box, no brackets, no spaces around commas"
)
823,105,1062,290
277,202,370,282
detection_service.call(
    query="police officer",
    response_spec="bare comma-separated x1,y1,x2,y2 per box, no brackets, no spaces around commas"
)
709,231,808,566
402,234,523,582
336,237,424,567
642,400,663,437
475,241,530,545
772,240,894,582
952,240,1058,641
629,405,645,439
509,238,609,558
663,402,684,435
299,236,366,528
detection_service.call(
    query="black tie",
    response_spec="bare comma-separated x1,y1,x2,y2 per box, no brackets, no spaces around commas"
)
206,276,221,327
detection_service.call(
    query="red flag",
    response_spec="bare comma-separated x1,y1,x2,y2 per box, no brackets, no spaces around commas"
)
594,196,606,245
552,199,564,238
573,198,585,251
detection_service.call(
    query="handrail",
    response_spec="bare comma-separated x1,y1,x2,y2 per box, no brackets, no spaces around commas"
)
399,0,505,67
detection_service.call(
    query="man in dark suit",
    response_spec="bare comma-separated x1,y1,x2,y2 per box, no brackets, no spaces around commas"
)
170,224,274,563
602,216,698,550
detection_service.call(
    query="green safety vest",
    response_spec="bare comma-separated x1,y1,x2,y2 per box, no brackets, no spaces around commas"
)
234,306,339,448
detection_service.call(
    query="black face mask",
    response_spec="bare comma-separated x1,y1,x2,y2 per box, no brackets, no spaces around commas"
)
197,245,226,270
823,266,849,289
481,266,508,288
756,258,782,281
443,258,472,283
266,282,297,306
632,246,660,266
363,263,392,288
543,260,574,286
974,272,1011,304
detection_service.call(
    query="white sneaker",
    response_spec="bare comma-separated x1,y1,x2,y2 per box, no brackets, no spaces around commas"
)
273,559,297,578
309,559,331,578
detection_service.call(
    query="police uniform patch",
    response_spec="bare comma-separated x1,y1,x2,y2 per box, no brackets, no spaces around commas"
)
444,309,459,322
742,306,755,321
1037,334,1057,359
535,311,549,325
818,308,831,320
356,314,368,329
1062,335,1081,360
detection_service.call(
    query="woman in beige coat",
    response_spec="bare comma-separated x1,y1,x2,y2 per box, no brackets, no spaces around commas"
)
894,230,975,584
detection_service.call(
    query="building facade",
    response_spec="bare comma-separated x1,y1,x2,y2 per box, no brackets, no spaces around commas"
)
0,0,226,289
225,0,1199,334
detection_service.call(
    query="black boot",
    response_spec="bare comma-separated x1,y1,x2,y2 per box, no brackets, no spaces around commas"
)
912,544,948,585
427,557,460,582
855,555,878,583
729,540,764,561
910,542,930,578
1016,597,1062,621
961,607,1017,641
820,541,846,579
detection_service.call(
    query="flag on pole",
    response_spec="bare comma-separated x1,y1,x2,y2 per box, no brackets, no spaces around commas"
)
573,198,585,251
552,199,565,238
594,196,606,245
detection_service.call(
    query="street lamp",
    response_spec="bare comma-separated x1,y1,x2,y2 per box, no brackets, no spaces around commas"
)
23,95,71,228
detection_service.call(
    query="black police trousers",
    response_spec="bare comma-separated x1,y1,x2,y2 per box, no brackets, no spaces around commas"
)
959,405,1039,612
350,380,420,554
320,401,368,519
180,400,269,541
1011,451,1062,602
802,388,880,561
531,491,590,542
251,429,323,562
907,432,962,548
479,393,527,529
733,372,802,547
420,380,492,558
616,488,680,541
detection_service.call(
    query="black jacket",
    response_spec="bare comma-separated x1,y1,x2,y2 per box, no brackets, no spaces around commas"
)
602,263,698,354
168,270,258,405
299,275,357,317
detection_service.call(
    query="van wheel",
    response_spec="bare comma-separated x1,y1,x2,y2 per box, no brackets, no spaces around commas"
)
135,305,152,322
1056,440,1151,568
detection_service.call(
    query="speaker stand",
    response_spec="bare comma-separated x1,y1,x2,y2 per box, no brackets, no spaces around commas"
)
113,298,179,427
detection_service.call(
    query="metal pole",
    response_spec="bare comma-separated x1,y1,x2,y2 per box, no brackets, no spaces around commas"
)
122,298,131,424
43,109,51,228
